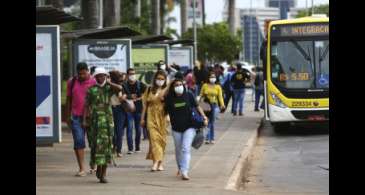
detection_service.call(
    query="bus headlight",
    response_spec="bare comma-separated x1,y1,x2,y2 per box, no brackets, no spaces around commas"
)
271,93,287,108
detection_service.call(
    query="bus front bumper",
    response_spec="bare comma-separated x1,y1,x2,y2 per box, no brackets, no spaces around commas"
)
268,104,329,123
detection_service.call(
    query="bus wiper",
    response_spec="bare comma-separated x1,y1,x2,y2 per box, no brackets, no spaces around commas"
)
290,40,312,62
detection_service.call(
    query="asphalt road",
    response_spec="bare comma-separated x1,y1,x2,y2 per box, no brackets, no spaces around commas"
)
240,121,329,195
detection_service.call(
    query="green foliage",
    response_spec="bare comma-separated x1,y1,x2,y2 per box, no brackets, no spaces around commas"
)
296,4,329,18
182,22,242,63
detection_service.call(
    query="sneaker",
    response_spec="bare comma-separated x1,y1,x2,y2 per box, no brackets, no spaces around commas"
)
205,141,210,144
210,140,215,144
135,150,141,153
254,109,259,112
182,173,190,180
233,112,237,116
117,153,123,158
127,151,134,154
239,112,244,116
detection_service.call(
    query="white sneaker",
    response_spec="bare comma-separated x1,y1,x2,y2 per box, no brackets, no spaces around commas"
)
127,151,134,154
182,173,190,180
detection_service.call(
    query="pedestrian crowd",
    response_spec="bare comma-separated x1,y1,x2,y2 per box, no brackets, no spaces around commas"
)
66,60,264,183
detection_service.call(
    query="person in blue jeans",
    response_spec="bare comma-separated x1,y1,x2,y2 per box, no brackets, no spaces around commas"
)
123,68,147,154
254,68,265,111
230,64,251,116
109,70,128,157
165,78,208,180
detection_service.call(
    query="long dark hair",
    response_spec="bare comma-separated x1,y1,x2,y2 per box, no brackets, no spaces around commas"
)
151,70,167,94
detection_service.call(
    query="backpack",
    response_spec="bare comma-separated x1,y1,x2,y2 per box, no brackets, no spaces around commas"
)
69,76,77,104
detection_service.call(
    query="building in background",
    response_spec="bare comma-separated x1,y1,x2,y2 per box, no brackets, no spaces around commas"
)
223,1,304,65
265,0,297,8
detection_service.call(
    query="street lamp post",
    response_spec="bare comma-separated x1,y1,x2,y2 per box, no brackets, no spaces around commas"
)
99,0,103,29
193,0,198,63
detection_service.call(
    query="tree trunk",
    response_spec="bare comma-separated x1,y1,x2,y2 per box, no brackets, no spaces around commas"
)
81,0,99,29
180,0,187,34
103,0,121,27
160,0,166,34
45,0,64,9
151,0,160,35
228,0,235,35
133,0,141,18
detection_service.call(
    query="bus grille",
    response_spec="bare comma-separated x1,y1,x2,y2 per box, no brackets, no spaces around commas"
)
291,110,329,120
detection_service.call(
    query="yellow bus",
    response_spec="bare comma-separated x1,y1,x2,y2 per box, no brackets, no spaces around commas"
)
264,15,329,130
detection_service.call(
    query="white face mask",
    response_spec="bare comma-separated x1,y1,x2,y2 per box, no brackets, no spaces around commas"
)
129,75,136,82
156,79,165,87
174,86,184,94
209,78,216,84
96,78,107,87
160,64,166,70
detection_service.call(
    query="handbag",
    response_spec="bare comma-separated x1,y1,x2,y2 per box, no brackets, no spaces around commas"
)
121,99,136,112
199,97,211,112
192,128,204,149
191,107,205,129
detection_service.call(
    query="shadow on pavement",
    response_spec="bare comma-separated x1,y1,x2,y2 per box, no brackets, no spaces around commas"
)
259,120,329,137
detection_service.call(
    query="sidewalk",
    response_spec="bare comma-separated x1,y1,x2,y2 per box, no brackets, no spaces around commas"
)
36,92,263,195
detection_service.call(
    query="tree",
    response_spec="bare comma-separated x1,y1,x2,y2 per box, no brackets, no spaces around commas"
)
103,0,121,27
182,22,242,64
81,0,99,29
296,4,329,18
228,0,235,35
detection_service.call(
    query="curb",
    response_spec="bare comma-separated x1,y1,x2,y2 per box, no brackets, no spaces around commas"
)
225,117,264,191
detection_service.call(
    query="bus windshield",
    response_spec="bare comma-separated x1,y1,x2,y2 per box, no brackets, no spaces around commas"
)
270,39,329,89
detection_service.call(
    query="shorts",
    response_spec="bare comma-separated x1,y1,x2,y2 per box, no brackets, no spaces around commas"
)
71,115,86,150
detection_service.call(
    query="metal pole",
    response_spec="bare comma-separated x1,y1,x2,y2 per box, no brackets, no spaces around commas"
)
306,0,309,16
193,0,198,63
249,0,252,64
312,0,314,15
99,0,103,29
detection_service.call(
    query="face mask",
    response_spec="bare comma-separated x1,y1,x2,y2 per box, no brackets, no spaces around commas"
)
174,86,184,94
209,78,216,84
129,75,136,81
160,65,166,70
156,80,165,87
96,78,107,87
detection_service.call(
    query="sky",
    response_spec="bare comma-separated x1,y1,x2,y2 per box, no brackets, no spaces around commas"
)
168,0,329,37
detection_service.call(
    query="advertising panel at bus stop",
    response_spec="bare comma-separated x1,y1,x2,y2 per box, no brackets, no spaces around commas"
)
36,26,61,144
72,39,132,74
132,44,169,84
169,46,193,72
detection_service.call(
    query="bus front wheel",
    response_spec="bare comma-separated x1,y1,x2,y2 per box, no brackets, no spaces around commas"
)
272,122,289,134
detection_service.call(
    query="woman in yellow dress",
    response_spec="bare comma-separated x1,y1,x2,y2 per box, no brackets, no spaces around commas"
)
140,70,169,171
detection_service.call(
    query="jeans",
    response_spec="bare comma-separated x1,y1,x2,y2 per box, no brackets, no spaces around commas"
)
112,105,126,153
255,89,265,110
206,104,218,141
142,127,148,139
233,88,246,114
71,115,86,150
224,90,234,113
172,128,196,175
126,112,142,151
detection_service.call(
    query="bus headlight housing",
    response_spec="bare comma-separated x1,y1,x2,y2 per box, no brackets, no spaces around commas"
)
271,92,287,108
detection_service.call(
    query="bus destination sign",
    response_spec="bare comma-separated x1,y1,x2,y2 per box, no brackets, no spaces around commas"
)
271,23,329,37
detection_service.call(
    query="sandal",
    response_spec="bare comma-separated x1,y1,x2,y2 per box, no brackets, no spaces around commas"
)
75,171,86,177
89,168,97,174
